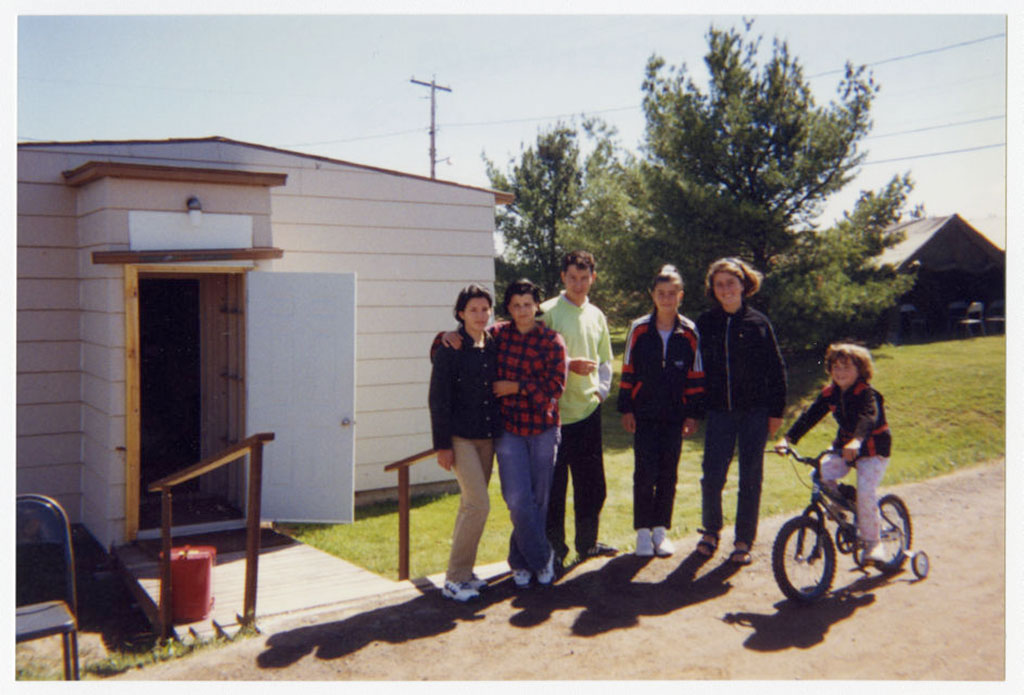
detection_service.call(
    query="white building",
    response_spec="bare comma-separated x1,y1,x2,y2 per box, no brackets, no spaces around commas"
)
17,136,510,549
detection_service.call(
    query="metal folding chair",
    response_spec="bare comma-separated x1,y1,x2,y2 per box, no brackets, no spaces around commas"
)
959,301,986,337
985,299,1005,335
16,494,80,680
899,303,927,342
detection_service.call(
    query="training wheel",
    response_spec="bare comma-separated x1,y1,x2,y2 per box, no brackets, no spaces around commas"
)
911,550,930,579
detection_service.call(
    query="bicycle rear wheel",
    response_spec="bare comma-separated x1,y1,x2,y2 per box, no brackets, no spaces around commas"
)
876,494,912,571
772,515,836,603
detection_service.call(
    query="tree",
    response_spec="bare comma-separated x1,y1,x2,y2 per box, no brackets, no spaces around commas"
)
640,24,879,280
559,119,650,319
486,124,583,298
765,174,919,351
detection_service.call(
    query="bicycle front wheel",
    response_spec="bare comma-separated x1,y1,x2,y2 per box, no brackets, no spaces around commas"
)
876,494,912,571
772,515,836,603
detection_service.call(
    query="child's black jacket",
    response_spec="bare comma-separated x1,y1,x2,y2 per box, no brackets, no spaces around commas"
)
785,379,892,458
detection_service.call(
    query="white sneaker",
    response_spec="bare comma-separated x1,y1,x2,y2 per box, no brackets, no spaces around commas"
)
512,568,532,588
466,574,488,591
865,541,889,564
442,580,480,602
536,551,556,585
652,526,675,557
635,528,654,557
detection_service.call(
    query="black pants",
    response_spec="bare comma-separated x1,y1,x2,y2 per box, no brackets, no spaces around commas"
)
633,419,684,530
546,405,605,558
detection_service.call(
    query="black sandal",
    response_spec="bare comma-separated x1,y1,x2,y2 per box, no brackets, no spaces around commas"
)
729,545,753,565
695,529,719,557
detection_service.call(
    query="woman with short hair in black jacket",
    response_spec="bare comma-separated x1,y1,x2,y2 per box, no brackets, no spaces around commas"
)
428,284,503,601
694,258,787,565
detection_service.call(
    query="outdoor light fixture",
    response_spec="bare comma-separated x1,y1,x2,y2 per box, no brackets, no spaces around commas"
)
186,195,202,226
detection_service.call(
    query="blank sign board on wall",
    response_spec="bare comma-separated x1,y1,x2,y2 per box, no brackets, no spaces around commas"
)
129,211,253,250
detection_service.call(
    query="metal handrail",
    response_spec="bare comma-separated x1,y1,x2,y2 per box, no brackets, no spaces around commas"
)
383,449,436,580
147,432,274,639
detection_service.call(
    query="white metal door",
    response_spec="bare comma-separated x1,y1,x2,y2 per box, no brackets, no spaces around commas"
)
246,272,356,523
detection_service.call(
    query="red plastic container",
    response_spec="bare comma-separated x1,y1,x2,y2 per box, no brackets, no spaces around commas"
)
168,545,216,623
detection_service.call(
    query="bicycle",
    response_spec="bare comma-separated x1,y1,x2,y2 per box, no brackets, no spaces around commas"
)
769,446,929,603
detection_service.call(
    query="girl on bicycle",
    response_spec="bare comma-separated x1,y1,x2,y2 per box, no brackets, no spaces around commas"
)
775,343,892,563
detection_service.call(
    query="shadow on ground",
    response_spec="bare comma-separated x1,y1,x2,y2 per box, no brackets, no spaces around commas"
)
256,551,742,670
721,568,917,651
509,552,740,636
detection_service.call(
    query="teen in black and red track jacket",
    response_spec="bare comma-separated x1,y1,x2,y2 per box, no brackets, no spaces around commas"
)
618,311,705,423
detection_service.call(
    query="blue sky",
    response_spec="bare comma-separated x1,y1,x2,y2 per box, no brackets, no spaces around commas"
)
11,5,1016,244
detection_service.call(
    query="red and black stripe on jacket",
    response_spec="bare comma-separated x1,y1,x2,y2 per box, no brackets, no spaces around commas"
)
617,312,706,422
785,379,892,458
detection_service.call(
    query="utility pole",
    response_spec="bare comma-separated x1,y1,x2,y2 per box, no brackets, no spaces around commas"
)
410,76,451,179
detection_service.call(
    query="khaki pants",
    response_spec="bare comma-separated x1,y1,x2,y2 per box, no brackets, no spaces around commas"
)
447,437,495,583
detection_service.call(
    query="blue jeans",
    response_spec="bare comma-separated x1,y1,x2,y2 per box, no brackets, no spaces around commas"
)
496,427,559,572
700,408,769,546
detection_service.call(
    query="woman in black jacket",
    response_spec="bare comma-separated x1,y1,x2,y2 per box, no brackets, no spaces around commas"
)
618,266,705,557
695,258,787,565
428,284,503,601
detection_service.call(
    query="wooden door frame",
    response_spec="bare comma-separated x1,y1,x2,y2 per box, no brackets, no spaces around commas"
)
123,264,250,541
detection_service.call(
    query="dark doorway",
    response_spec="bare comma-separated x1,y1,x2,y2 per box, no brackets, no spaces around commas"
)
140,278,201,491
138,277,243,530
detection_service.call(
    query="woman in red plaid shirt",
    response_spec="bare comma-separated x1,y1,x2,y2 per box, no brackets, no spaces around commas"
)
492,279,568,588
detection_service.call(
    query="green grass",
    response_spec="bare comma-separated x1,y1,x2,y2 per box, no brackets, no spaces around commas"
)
283,335,1005,579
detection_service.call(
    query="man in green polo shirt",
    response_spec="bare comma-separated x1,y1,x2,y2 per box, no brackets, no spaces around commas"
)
541,250,616,566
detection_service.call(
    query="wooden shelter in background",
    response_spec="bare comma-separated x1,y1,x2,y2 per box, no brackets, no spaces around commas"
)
878,214,1005,340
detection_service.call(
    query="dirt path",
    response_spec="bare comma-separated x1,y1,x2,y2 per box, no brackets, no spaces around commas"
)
113,461,1006,681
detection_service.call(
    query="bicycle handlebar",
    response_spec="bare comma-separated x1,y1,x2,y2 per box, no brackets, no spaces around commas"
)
768,445,828,466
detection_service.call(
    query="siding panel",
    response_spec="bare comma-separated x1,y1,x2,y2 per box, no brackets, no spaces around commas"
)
18,278,78,311
357,358,430,387
357,383,428,413
18,247,78,278
17,403,81,436
271,252,492,282
17,311,80,342
17,464,82,497
272,224,496,257
17,215,77,247
292,166,494,206
17,432,81,467
17,341,79,373
272,195,494,231
18,181,76,216
17,372,79,404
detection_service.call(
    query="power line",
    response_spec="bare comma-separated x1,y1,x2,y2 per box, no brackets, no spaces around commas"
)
289,128,427,147
279,105,638,148
862,142,1004,166
867,115,1005,140
298,34,1004,146
807,32,1005,78
442,105,638,129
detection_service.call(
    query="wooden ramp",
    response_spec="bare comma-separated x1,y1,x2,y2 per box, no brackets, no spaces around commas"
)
113,529,510,642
